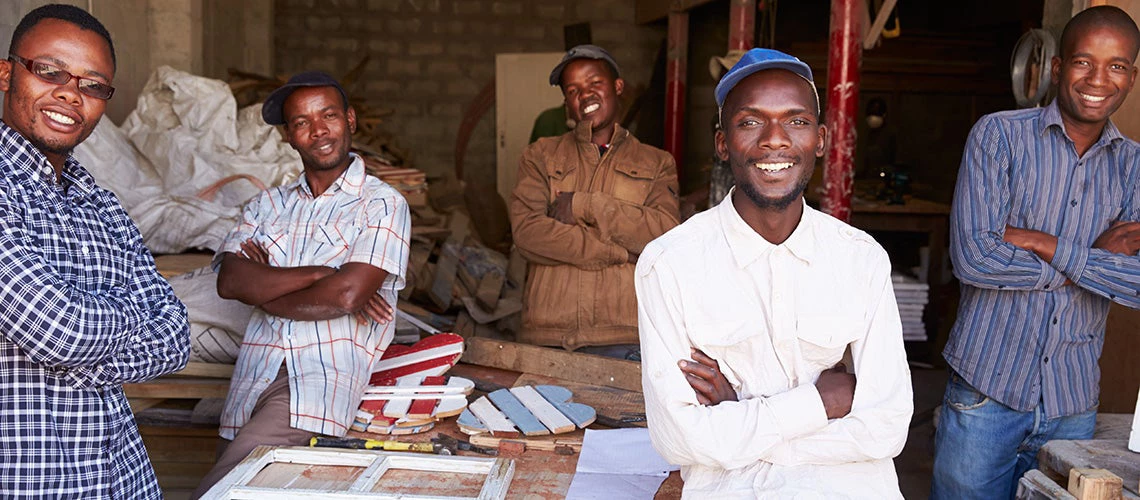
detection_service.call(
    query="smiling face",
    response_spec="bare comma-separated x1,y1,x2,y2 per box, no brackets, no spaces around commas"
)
282,86,356,174
559,59,624,142
1051,23,1138,131
716,69,826,213
0,18,114,166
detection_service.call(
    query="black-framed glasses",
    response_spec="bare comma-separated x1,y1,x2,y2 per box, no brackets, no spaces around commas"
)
7,54,115,100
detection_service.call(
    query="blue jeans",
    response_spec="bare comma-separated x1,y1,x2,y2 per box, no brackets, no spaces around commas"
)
929,370,1097,500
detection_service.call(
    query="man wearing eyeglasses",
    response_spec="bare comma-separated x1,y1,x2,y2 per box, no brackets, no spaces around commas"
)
0,5,190,499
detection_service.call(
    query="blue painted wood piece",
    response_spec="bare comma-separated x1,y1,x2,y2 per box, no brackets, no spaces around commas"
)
535,385,596,428
487,388,549,436
457,408,482,430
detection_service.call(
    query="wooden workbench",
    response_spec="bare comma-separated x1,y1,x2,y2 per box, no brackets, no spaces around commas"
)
1037,414,1139,499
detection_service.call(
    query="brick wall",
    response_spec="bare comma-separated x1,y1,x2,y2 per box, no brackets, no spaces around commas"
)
275,0,664,185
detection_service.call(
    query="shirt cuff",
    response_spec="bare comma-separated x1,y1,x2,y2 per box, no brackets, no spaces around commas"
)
767,383,828,442
1050,237,1088,284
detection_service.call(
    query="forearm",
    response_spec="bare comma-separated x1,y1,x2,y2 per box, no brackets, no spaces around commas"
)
64,298,190,387
1062,244,1140,308
573,190,680,255
216,252,335,306
259,263,390,321
512,215,629,269
951,222,1066,291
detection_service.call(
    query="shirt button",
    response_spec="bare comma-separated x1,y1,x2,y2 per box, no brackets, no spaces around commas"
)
1070,200,1078,207
1053,317,1058,325
1044,356,1050,363
81,246,89,255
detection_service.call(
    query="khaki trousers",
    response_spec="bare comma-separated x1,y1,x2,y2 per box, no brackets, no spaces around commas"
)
191,368,314,498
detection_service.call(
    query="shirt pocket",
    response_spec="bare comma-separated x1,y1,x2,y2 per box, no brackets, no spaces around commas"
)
611,162,656,204
796,314,860,372
693,320,769,393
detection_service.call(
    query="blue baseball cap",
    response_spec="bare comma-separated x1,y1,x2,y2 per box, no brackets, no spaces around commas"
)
262,71,350,125
714,48,817,112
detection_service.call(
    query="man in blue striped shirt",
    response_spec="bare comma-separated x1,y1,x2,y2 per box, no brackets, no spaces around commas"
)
932,6,1140,499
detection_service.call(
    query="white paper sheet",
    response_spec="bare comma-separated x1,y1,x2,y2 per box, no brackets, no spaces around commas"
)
566,428,680,500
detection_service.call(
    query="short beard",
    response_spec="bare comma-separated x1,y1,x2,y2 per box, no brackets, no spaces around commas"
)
737,172,809,211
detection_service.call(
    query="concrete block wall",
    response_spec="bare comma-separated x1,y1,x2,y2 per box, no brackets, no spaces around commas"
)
274,0,664,183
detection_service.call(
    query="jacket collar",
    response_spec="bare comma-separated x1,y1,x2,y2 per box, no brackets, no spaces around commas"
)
718,188,816,269
573,120,629,149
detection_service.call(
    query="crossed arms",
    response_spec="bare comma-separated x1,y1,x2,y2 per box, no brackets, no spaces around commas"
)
951,117,1140,306
216,239,392,323
510,144,680,269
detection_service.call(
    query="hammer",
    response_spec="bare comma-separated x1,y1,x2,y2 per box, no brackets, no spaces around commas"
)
310,436,448,455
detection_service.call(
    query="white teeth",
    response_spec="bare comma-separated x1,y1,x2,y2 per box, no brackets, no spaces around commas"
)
754,162,793,172
583,103,600,114
43,110,76,125
1079,93,1107,103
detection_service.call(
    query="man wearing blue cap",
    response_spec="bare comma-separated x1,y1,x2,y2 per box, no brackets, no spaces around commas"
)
637,48,912,497
510,45,679,355
193,71,410,497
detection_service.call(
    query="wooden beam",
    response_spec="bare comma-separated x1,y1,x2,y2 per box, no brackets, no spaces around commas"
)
461,337,642,392
635,0,717,24
1068,469,1124,500
167,362,235,379
123,378,231,399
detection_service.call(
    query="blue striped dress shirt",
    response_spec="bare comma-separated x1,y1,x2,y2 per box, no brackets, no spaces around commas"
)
945,100,1140,418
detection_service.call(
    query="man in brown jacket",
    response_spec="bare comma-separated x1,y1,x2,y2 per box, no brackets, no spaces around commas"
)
510,45,680,355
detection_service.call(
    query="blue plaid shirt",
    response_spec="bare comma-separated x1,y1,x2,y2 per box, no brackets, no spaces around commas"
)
0,121,190,498
945,101,1140,418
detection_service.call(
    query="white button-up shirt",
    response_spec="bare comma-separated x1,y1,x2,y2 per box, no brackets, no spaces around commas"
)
215,155,410,439
636,192,913,499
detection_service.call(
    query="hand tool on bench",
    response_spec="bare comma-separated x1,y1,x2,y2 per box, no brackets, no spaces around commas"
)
309,436,447,454
432,434,498,456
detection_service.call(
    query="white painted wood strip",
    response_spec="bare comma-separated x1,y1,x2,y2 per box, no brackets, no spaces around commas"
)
228,486,469,499
476,458,516,500
535,385,596,429
386,453,498,474
380,377,419,418
201,446,277,499
509,386,575,434
467,396,517,435
362,377,474,397
487,389,548,436
346,456,390,492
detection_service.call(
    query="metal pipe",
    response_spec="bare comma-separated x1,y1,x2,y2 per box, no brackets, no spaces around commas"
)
822,0,863,222
664,10,689,187
728,0,756,51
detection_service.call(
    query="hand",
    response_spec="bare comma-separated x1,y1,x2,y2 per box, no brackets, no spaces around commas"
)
1003,225,1058,262
1092,221,1140,256
354,293,393,325
549,191,575,224
679,348,737,406
627,252,638,264
816,363,856,419
240,239,270,264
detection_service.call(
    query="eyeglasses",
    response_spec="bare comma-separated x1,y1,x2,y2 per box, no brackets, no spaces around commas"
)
7,54,115,100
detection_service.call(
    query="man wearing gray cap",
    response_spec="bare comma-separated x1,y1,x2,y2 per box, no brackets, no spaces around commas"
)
193,71,410,497
510,45,679,355
637,48,912,498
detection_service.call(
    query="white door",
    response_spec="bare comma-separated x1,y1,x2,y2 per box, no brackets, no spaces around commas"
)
495,53,566,204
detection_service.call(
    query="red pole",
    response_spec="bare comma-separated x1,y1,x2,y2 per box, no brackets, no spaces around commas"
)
664,10,688,187
822,0,862,223
728,0,756,51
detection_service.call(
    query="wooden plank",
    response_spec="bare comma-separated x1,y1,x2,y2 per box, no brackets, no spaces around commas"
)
123,378,231,399
129,398,166,413
474,271,504,311
381,378,417,419
487,389,548,436
429,244,459,310
1069,469,1124,500
1018,469,1077,500
168,361,235,379
510,386,575,434
533,385,595,429
461,337,642,392
1039,440,1140,499
462,397,518,436
469,433,584,453
514,373,644,428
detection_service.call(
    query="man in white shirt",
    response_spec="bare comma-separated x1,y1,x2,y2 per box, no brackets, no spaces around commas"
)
636,48,913,498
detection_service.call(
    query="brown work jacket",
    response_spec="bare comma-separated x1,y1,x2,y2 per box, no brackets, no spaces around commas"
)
509,122,680,349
